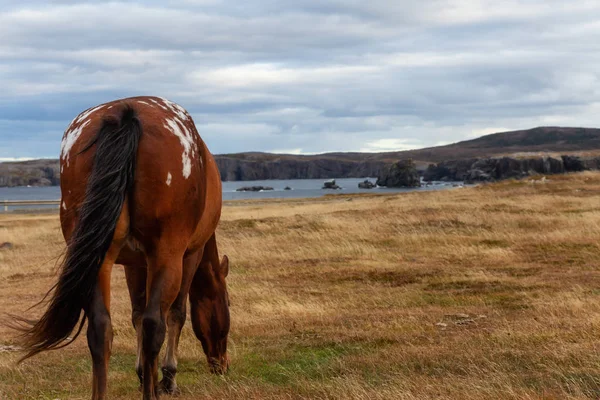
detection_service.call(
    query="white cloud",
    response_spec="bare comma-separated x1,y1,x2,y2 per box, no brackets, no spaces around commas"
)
193,63,379,88
270,148,306,155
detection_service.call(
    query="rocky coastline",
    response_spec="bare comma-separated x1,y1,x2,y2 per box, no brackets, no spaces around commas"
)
2,154,600,188
423,155,600,183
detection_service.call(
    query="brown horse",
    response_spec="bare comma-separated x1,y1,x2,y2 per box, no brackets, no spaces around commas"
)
14,96,230,399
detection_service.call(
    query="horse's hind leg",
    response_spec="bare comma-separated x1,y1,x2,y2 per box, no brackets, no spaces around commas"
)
87,245,120,400
141,243,185,400
124,265,147,389
160,250,203,395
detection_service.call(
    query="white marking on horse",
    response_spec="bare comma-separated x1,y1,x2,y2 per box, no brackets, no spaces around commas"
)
62,201,67,211
163,117,196,179
138,100,152,106
150,98,168,111
75,104,104,125
60,104,107,166
159,97,189,121
166,172,172,186
61,120,91,167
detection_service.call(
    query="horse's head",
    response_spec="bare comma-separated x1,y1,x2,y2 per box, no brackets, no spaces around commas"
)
191,254,231,375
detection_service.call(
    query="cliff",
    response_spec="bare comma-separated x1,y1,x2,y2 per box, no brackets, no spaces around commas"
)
216,156,385,181
0,159,60,187
424,155,600,183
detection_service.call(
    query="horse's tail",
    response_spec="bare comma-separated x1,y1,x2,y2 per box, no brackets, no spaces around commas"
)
15,105,141,361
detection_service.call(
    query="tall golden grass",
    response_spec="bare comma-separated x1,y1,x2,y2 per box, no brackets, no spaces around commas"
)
2,172,600,399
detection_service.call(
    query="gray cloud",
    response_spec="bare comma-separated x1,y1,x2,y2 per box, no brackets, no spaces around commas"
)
1,0,599,158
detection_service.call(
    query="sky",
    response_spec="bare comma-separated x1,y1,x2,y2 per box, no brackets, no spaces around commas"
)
1,0,600,160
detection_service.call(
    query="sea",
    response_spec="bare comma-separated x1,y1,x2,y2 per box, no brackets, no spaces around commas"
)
0,178,462,212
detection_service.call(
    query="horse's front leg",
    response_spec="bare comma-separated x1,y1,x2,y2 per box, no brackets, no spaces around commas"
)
160,251,202,395
140,240,189,400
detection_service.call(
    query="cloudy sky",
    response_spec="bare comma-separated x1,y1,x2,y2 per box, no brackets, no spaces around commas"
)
1,0,600,160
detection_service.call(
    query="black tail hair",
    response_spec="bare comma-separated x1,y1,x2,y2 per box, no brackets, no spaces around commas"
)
14,105,141,361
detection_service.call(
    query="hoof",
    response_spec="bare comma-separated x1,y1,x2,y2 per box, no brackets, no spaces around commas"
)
136,367,143,392
159,379,181,396
209,365,228,375
209,354,230,375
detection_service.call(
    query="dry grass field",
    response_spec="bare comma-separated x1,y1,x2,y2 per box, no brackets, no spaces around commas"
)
2,172,600,399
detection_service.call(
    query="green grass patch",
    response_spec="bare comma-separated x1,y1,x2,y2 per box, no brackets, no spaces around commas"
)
235,342,352,386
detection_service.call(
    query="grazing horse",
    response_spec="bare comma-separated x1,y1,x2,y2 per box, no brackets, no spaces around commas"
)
15,96,231,399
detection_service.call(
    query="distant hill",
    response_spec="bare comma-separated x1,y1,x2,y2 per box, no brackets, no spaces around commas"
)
402,126,600,162
2,126,600,186
218,126,600,164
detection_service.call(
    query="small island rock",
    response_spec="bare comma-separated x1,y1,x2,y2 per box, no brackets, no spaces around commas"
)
358,180,376,189
322,179,341,189
236,186,274,192
376,159,421,188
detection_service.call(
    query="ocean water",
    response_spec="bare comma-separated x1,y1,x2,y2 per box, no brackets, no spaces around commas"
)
0,178,462,212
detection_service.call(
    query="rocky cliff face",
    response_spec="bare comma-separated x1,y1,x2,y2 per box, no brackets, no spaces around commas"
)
0,157,387,187
0,159,60,187
424,155,600,183
215,157,386,181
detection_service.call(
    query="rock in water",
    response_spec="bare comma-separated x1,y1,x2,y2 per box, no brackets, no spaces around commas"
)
376,159,421,187
358,180,376,189
236,186,274,192
284,186,292,190
322,179,341,189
